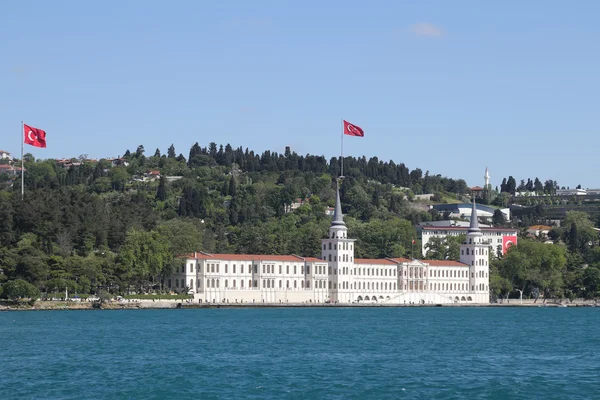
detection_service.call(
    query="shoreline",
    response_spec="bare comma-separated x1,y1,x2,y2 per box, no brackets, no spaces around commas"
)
1,299,598,311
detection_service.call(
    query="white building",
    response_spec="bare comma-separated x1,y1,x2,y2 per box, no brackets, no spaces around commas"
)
166,184,491,305
0,150,11,160
419,226,518,258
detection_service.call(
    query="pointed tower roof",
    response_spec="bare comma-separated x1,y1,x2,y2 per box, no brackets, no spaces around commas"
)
467,196,482,236
331,180,345,227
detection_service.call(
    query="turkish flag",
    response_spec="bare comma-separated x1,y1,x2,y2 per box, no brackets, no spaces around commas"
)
24,124,47,148
343,120,364,137
502,235,517,255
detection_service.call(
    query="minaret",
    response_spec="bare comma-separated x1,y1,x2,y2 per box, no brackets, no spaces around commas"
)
321,180,356,303
459,196,490,303
484,166,490,190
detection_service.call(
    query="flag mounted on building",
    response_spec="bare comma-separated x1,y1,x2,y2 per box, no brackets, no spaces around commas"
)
23,123,47,148
343,120,364,137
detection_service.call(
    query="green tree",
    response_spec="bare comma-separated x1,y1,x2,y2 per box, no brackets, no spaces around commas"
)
1,279,40,300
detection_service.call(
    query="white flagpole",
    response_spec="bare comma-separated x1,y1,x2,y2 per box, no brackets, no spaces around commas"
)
21,121,24,200
340,119,344,179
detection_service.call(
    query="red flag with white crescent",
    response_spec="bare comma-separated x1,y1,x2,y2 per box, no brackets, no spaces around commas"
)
502,235,517,255
343,120,364,137
24,124,47,148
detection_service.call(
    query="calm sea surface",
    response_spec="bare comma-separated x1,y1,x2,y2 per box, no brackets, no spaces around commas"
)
1,307,599,399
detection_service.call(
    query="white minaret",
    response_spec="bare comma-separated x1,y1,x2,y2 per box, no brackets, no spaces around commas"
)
321,180,356,303
459,197,490,303
484,166,490,189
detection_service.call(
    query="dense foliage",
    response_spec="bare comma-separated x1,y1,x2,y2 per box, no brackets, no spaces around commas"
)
0,144,467,297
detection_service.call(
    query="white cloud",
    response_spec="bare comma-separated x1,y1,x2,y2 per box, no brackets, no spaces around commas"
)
409,22,445,38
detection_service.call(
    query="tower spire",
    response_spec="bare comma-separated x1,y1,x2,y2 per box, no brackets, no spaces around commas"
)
332,179,345,227
468,195,482,236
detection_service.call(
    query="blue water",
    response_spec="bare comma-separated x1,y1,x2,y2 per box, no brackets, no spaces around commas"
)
1,308,599,399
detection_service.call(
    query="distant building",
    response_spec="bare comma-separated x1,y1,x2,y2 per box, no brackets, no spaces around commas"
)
0,164,25,175
556,188,587,196
419,225,518,258
0,150,12,160
526,225,552,239
430,203,510,221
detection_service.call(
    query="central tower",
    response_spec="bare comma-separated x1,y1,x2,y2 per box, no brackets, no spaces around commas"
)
459,197,490,303
321,180,356,303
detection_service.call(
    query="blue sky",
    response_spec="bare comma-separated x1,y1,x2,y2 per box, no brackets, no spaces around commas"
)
2,1,599,189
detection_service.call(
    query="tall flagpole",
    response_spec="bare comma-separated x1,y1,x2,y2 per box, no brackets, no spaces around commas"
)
21,121,24,200
340,119,344,178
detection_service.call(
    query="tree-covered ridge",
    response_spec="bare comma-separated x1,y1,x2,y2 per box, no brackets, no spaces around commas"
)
0,142,468,298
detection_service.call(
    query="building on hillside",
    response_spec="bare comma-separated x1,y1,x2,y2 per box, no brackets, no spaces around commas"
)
556,188,587,196
0,150,12,160
419,225,518,258
0,164,25,175
166,184,491,304
526,225,552,239
430,203,510,222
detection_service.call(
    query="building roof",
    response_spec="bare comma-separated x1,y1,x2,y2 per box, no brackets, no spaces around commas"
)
181,252,327,263
470,186,484,191
528,225,552,231
355,258,397,265
0,150,10,154
420,260,469,267
387,257,411,263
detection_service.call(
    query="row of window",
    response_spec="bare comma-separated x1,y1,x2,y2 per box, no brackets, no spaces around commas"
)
186,263,328,276
180,264,487,279
324,242,353,251
167,278,489,293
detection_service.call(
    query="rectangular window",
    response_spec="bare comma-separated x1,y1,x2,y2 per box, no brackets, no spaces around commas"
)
225,264,228,273
189,263,194,273
233,264,236,273
287,265,289,274
294,266,297,274
262,265,265,274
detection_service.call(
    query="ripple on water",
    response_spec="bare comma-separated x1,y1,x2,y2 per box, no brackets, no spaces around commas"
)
0,308,599,400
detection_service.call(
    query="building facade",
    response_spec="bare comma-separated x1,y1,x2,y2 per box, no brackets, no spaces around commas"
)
167,184,490,304
419,226,518,258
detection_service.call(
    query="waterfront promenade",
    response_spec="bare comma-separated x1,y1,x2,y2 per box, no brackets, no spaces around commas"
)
1,298,598,311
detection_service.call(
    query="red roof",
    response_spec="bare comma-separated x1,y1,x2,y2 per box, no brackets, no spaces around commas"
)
303,257,327,263
355,258,397,265
387,257,411,263
419,260,469,267
470,186,484,191
182,253,305,262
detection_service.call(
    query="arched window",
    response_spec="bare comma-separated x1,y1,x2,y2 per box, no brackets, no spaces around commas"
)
225,264,228,273
294,280,297,288
329,281,332,289
233,279,236,287
328,243,332,250
286,265,290,274
241,280,244,288
216,279,219,288
286,280,290,288
233,264,236,273
225,279,228,288
279,265,282,274
190,279,194,289
248,279,251,288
